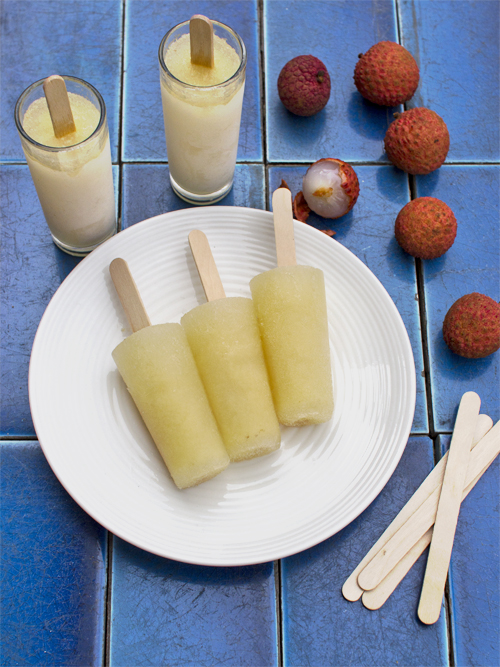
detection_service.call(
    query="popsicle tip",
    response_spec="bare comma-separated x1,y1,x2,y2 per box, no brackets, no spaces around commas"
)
462,390,481,405
341,578,363,602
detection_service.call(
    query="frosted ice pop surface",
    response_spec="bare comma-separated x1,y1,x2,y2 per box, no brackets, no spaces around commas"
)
250,265,334,427
181,297,281,462
112,323,229,489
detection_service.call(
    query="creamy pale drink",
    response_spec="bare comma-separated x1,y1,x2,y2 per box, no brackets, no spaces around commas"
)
159,20,246,204
15,76,116,255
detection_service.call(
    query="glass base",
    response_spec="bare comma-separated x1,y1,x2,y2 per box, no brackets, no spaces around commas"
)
51,225,118,257
170,174,233,205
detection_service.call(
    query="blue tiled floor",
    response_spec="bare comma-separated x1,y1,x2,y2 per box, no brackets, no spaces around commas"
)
0,442,107,666
1,0,499,665
109,540,277,667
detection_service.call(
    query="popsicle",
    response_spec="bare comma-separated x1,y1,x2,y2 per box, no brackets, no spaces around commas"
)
249,188,334,426
109,258,229,489
181,230,281,462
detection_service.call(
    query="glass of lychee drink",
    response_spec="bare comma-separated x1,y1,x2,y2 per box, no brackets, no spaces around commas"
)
15,76,116,256
158,19,246,205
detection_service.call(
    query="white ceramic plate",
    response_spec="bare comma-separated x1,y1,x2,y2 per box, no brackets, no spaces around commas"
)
29,207,415,566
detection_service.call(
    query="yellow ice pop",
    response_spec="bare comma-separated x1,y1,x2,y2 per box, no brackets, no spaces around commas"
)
181,230,281,462
110,258,229,489
249,188,334,426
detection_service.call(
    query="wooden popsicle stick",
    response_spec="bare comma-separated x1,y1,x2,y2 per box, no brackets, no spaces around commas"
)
188,230,226,302
43,75,76,138
357,392,481,593
190,15,214,67
362,531,432,610
272,187,297,267
342,414,493,602
109,258,151,332
418,391,481,624
362,416,498,610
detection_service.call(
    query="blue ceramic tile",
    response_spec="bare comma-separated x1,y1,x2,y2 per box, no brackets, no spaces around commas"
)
0,0,123,162
123,0,262,162
109,538,277,666
121,162,265,228
268,165,428,433
0,442,107,666
282,436,449,666
416,166,500,431
438,435,500,667
264,0,400,163
400,0,500,162
0,164,120,436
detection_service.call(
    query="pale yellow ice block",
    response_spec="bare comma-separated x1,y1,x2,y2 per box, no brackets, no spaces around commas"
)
181,297,281,462
112,323,229,489
250,265,334,426
22,93,100,147
166,33,239,86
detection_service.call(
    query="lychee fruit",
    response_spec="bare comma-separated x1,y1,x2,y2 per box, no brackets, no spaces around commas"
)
443,293,500,358
354,41,420,106
277,55,331,116
394,197,457,259
296,158,360,221
384,107,450,174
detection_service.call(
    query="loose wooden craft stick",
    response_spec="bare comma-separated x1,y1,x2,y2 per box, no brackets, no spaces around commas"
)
190,15,214,67
342,412,492,602
362,416,498,610
43,75,76,138
418,392,481,624
272,187,297,267
188,230,226,302
358,392,481,594
109,258,151,332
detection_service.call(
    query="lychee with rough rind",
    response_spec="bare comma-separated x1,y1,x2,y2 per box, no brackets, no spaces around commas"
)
354,41,420,106
395,197,457,259
278,55,331,116
384,107,450,174
443,293,500,359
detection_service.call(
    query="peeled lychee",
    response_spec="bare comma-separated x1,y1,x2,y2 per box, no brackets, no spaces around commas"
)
384,107,450,174
278,55,331,116
443,293,500,358
354,41,419,106
395,197,457,259
295,158,360,221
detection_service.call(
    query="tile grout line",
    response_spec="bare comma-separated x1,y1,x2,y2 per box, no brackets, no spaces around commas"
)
104,530,114,667
258,0,269,210
2,160,499,167
274,559,284,667
258,3,281,664
103,3,126,665
400,0,456,651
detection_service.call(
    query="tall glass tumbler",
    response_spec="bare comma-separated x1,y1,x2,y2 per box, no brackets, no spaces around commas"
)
159,20,246,205
15,76,117,256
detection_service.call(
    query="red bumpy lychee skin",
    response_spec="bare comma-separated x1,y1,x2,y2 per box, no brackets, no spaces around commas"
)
332,158,360,215
395,197,457,259
384,107,450,175
277,55,331,116
354,41,420,106
443,293,500,359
